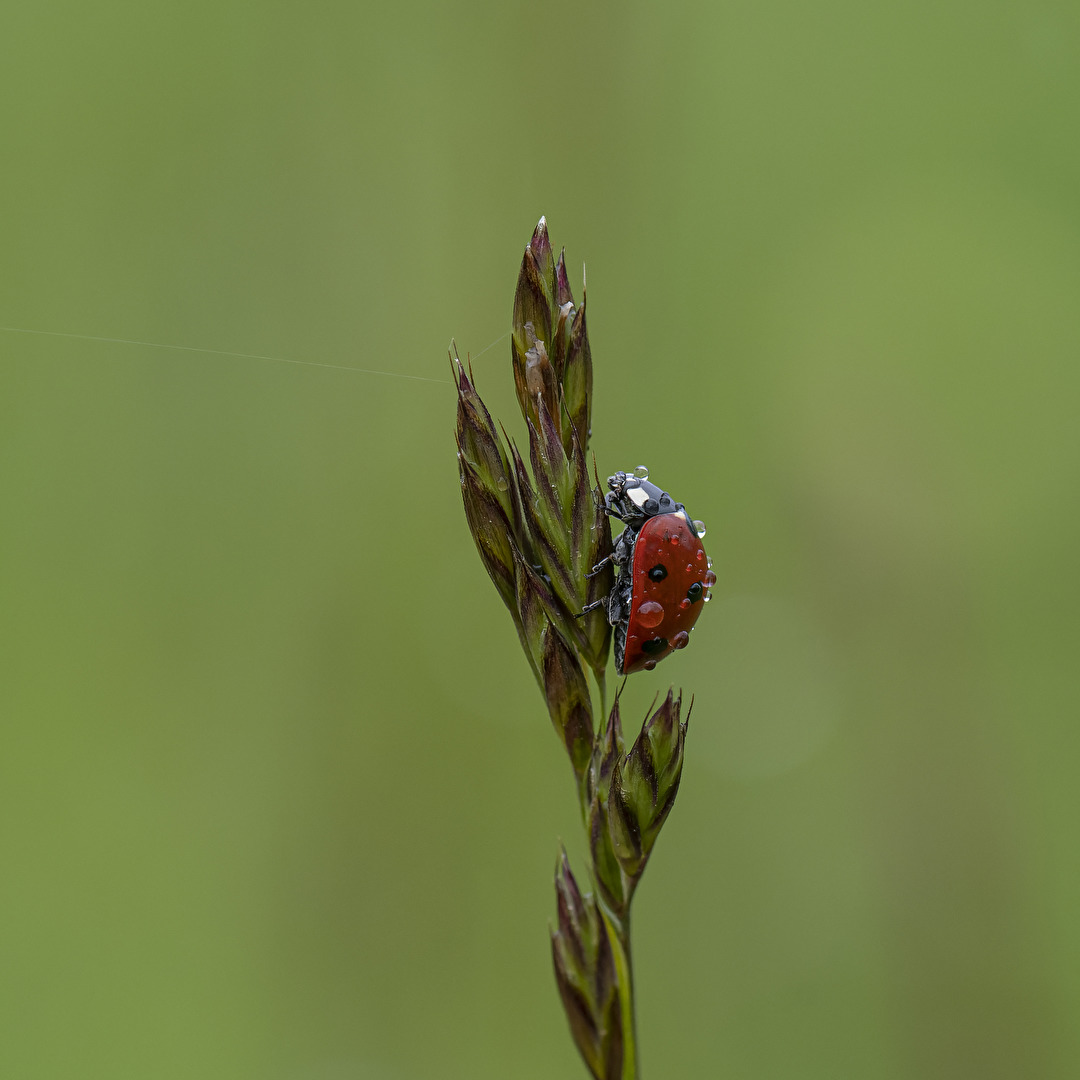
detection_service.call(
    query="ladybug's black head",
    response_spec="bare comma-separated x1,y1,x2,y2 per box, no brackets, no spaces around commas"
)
607,469,683,522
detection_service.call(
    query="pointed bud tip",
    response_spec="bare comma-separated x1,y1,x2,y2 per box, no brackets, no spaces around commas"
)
555,249,574,306
646,688,679,728
557,843,571,874
529,217,551,253
526,218,555,286
451,355,473,395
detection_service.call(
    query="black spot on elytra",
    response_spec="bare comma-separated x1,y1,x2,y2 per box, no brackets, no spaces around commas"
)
648,564,668,582
686,582,703,603
641,637,668,656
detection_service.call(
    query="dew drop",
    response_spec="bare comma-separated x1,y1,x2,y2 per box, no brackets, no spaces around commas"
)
644,659,657,671
706,556,713,569
686,563,694,573
496,476,508,491
669,535,680,546
679,598,691,610
672,630,690,649
633,465,649,480
693,520,707,538
696,550,704,561
636,600,665,629
703,593,712,603
704,570,717,587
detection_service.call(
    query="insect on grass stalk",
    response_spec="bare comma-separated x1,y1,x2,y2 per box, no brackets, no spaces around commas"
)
454,218,694,1080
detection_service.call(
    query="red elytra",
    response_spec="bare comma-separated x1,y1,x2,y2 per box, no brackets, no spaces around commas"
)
621,513,710,673
580,469,714,675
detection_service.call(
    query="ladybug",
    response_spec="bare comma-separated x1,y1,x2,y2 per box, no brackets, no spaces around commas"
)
580,467,715,675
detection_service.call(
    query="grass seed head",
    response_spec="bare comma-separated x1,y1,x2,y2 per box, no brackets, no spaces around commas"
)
456,217,701,1080
455,217,612,706
607,690,688,885
551,849,623,1080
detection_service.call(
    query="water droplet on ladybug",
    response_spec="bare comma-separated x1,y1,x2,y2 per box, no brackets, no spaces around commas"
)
696,550,705,561
633,465,649,479
703,593,712,603
704,570,717,587
672,630,690,649
707,556,713,569
686,563,694,573
693,520,707,537
679,598,691,610
669,535,679,546
644,659,657,671
496,476,508,491
636,601,665,628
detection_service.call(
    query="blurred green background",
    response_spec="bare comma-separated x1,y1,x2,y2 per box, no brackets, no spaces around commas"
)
2,2,1078,1078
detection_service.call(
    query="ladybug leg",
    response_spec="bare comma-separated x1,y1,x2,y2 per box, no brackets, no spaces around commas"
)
586,522,634,579
575,598,607,618
585,555,613,579
602,492,626,520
